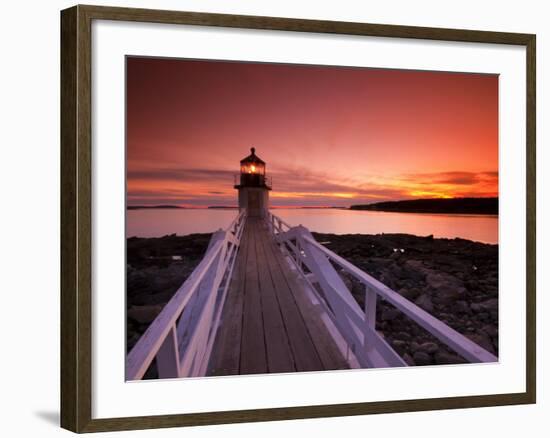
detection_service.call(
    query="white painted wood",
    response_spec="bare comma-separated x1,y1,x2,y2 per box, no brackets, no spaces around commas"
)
365,285,377,330
174,229,225,357
177,231,226,375
156,325,180,378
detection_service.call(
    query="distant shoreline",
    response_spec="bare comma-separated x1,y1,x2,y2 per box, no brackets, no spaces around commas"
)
350,197,498,215
128,197,498,215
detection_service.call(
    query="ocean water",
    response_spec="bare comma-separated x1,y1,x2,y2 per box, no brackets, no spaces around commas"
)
127,208,498,244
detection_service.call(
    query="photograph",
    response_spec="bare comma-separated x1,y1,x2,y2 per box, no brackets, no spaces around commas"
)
125,57,499,380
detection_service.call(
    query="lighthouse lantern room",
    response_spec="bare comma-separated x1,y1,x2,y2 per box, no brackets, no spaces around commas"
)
234,147,271,217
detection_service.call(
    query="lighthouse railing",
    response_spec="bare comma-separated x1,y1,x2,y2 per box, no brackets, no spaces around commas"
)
126,210,247,380
266,211,497,367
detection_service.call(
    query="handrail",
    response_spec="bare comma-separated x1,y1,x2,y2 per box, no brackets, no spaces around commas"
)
266,211,497,366
126,210,247,380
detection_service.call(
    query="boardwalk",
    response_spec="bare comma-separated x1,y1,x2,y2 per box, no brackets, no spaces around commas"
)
126,211,497,381
208,217,348,376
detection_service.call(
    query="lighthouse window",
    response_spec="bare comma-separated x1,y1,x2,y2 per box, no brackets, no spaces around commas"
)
241,163,264,175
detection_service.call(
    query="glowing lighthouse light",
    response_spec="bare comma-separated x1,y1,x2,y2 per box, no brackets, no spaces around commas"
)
234,147,271,218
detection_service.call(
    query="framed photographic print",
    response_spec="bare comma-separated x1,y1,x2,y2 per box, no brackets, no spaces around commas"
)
60,4,536,433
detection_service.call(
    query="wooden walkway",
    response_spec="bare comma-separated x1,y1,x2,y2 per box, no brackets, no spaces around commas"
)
208,217,348,376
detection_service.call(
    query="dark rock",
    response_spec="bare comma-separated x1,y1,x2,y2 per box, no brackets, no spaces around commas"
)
426,272,466,304
426,271,463,290
470,302,482,313
398,287,421,301
417,342,439,354
482,324,498,338
477,312,490,321
403,353,415,366
127,304,163,324
434,351,464,365
409,341,420,353
381,308,400,321
391,340,408,355
413,351,432,366
396,331,412,341
389,264,407,280
404,259,426,272
415,294,434,313
454,300,470,314
437,286,467,305
479,298,498,312
466,332,496,355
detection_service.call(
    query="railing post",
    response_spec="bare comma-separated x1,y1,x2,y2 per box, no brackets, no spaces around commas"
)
295,231,305,273
156,325,180,378
364,284,377,330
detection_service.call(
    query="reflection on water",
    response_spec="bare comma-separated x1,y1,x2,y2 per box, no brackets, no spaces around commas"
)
127,208,498,244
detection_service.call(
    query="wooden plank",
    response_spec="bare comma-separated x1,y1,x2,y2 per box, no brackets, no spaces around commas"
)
283,269,349,370
254,220,296,373
266,230,348,370
207,224,249,375
239,219,268,374
259,222,323,372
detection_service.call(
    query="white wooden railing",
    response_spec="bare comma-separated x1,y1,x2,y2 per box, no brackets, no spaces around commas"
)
126,210,247,380
266,211,497,368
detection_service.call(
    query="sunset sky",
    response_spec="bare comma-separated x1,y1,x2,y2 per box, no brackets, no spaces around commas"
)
127,57,498,207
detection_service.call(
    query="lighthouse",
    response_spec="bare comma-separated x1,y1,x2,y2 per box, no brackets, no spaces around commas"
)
234,147,271,217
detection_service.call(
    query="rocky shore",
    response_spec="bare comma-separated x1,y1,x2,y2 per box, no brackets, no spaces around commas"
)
127,232,498,371
126,233,212,355
313,232,498,366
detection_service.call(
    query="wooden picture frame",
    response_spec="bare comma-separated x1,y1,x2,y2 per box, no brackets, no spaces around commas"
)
60,4,536,433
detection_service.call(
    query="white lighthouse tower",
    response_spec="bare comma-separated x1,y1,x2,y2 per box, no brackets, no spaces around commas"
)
234,147,271,217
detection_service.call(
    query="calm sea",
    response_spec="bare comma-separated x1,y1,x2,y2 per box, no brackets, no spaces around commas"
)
126,208,498,244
